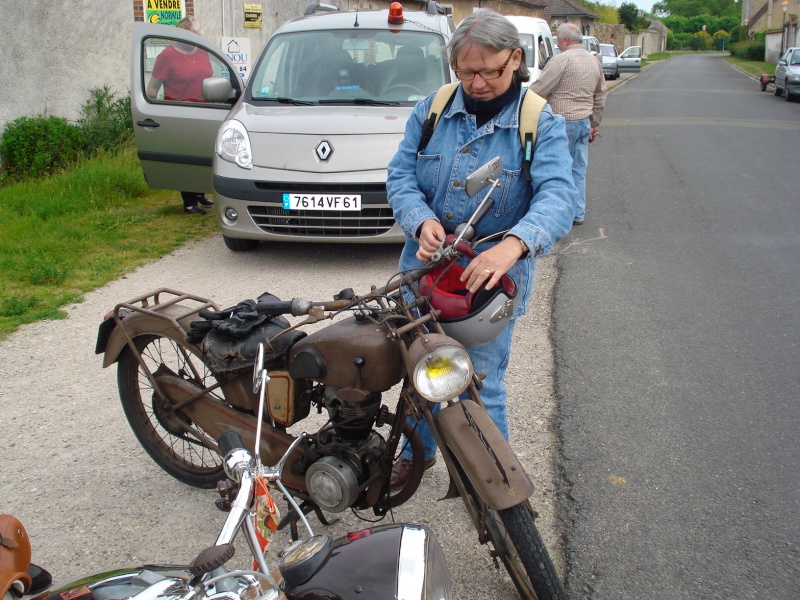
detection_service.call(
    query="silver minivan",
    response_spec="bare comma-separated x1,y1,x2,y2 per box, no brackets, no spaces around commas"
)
131,3,454,251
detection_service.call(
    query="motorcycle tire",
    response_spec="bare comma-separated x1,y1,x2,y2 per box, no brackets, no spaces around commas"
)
117,334,224,489
460,474,565,600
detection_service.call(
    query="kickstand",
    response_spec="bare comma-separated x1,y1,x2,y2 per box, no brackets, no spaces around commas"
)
279,499,340,541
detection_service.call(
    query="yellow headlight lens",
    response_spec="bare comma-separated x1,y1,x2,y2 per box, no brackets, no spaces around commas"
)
412,343,473,403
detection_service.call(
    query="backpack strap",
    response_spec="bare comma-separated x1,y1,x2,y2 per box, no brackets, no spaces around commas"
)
417,82,460,154
416,83,546,183
519,90,546,182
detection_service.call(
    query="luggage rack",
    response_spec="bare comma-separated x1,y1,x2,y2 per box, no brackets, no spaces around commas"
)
113,289,222,409
113,288,220,337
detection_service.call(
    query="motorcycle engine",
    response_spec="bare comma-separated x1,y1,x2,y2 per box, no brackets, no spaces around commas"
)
305,386,385,512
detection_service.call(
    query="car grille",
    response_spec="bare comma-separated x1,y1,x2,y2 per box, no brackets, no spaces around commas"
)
247,204,396,237
247,182,396,238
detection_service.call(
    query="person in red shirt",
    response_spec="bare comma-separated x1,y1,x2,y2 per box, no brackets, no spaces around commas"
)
146,16,215,214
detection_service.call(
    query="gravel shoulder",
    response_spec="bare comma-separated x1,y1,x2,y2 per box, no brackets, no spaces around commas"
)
0,237,564,598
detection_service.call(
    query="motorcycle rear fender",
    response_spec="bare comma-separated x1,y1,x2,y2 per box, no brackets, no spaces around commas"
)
437,399,533,511
97,304,197,368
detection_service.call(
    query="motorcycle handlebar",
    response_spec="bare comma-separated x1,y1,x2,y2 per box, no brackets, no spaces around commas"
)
252,262,440,318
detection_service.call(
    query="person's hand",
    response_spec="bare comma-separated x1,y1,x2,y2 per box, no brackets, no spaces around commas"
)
416,219,445,261
460,237,526,294
589,126,599,143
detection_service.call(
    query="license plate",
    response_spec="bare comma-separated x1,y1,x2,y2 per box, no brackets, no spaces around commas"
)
282,193,362,211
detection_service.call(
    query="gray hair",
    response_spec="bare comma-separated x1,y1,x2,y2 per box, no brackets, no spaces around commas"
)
176,16,203,36
448,9,530,85
556,22,582,43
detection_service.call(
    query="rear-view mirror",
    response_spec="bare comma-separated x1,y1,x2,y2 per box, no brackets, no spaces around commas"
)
465,157,503,197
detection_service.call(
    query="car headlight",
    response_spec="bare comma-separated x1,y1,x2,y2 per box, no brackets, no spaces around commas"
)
216,119,253,169
406,334,473,402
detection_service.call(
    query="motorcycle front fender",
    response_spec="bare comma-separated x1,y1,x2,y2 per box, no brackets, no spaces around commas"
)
436,400,534,511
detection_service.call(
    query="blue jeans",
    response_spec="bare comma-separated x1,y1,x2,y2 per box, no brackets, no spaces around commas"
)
401,319,517,461
564,118,590,222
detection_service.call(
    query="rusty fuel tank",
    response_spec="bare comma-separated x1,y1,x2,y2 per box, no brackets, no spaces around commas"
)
288,316,404,392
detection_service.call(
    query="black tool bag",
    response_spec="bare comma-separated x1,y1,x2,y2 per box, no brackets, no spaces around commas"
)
187,293,306,373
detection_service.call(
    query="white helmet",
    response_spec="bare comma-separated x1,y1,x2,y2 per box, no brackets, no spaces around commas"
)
417,255,518,348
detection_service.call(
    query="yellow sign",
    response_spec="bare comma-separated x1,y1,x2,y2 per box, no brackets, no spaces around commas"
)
146,0,184,27
244,3,263,28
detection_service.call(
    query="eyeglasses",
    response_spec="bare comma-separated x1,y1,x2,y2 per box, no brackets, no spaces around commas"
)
454,51,514,82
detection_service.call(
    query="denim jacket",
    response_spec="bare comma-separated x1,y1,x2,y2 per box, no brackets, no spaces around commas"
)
386,85,577,317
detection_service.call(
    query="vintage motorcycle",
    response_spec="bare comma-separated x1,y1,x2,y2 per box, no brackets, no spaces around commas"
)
95,158,565,600
3,348,452,600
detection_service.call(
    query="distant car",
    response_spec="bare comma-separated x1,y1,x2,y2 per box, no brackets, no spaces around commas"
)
504,15,556,84
774,47,800,101
617,46,642,73
581,35,600,55
599,43,619,80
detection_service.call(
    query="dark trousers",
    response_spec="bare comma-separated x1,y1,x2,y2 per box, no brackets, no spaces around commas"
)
181,191,205,208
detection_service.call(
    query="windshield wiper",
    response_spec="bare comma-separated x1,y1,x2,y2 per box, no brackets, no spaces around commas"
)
318,97,401,106
256,97,316,106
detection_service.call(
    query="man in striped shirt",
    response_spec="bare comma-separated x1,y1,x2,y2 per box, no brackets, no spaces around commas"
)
530,22,607,225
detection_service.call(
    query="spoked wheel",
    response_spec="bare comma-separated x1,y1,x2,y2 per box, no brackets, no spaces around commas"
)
460,471,565,599
117,334,224,488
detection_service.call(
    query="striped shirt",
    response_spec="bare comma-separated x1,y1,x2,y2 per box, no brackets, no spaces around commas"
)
530,44,607,127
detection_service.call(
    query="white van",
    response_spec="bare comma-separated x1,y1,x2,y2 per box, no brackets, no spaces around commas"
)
503,16,555,85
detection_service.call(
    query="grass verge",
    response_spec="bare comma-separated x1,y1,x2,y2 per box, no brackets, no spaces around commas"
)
0,147,218,339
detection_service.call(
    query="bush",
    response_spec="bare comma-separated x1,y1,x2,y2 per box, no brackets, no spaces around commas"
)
0,115,83,180
729,40,766,61
77,86,133,156
667,33,694,50
0,86,133,183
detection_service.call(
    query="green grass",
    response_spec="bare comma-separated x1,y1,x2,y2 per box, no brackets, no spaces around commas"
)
724,55,776,77
0,146,218,338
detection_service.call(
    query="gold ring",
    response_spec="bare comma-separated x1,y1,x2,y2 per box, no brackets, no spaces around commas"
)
483,268,492,273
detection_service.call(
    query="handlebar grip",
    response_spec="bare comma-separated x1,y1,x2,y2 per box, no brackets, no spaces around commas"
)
254,299,294,315
218,431,245,456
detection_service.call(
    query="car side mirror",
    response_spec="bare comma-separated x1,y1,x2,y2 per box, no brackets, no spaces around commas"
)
203,77,238,103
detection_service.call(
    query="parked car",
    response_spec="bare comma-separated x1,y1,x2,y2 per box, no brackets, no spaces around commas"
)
617,46,642,73
504,15,555,84
599,43,619,80
581,35,600,56
774,47,800,101
130,2,454,251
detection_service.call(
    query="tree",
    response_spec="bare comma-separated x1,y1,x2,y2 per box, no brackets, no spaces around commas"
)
619,2,640,30
652,0,740,19
618,2,651,32
584,1,620,24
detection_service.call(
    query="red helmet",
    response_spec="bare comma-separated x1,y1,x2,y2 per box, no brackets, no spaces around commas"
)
418,241,518,348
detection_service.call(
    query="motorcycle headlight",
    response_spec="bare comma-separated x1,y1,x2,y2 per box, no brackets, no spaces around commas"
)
216,119,253,169
407,334,473,403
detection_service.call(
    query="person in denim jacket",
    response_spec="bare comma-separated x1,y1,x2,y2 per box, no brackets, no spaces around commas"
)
386,9,577,489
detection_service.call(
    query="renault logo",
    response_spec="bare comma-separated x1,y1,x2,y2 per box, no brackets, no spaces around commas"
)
315,141,333,161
